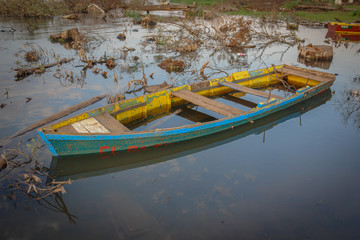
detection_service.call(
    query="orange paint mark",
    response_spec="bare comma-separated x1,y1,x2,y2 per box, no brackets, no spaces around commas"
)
100,146,110,153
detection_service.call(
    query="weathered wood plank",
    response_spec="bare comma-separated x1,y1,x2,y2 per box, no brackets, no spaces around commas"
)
219,81,284,100
221,94,258,108
95,113,131,133
56,124,78,134
75,118,110,133
176,107,217,123
172,90,245,116
277,66,334,82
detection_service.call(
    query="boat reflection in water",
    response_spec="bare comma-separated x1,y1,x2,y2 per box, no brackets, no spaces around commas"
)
326,30,360,42
49,89,332,182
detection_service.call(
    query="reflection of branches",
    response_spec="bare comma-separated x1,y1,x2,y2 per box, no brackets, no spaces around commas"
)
54,69,87,88
335,87,360,130
353,75,360,85
38,193,78,224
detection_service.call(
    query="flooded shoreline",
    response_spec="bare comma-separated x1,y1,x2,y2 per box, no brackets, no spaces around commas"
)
1,12,360,239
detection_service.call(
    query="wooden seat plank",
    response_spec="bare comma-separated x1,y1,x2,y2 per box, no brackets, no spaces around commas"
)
219,81,284,100
175,107,217,123
221,94,257,108
172,90,245,116
94,113,131,133
277,67,330,82
76,117,110,133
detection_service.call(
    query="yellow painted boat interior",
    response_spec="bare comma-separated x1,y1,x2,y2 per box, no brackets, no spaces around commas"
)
46,65,331,133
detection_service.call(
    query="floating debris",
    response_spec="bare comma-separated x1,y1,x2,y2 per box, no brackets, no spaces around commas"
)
141,15,156,28
24,50,40,62
106,58,116,69
117,33,126,41
50,28,88,49
158,58,186,73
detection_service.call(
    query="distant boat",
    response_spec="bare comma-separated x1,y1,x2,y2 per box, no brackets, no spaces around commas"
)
327,22,360,35
38,65,335,157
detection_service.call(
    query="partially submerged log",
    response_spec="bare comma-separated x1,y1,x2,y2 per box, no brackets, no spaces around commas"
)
298,44,333,61
119,4,197,12
145,81,173,93
14,58,74,80
10,94,107,139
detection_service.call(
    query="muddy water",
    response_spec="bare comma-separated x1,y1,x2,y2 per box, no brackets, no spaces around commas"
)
1,14,360,239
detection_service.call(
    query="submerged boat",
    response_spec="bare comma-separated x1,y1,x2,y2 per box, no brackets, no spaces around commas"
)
327,22,360,35
38,65,335,157
49,89,332,181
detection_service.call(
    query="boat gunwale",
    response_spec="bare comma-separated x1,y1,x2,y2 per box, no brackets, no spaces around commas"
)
40,78,334,140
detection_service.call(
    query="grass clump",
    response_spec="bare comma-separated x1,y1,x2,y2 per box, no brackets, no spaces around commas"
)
0,0,69,17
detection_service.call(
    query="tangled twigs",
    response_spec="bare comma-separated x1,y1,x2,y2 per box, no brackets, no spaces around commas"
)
1,138,72,200
211,16,252,48
15,175,71,200
126,66,148,94
271,64,296,93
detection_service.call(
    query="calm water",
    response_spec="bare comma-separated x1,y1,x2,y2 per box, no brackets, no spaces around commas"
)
0,14,360,240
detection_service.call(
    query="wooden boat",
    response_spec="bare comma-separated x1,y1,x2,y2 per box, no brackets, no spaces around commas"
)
327,22,360,35
49,89,332,181
38,64,335,157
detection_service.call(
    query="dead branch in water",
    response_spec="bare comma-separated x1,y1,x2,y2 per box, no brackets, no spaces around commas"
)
199,61,229,80
13,58,74,80
126,66,148,94
200,61,210,80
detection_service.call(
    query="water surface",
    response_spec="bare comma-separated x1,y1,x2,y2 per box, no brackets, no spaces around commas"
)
0,14,360,240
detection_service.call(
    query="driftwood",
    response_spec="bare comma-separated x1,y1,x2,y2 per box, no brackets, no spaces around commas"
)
14,58,74,80
62,14,80,20
9,94,107,139
119,4,196,12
